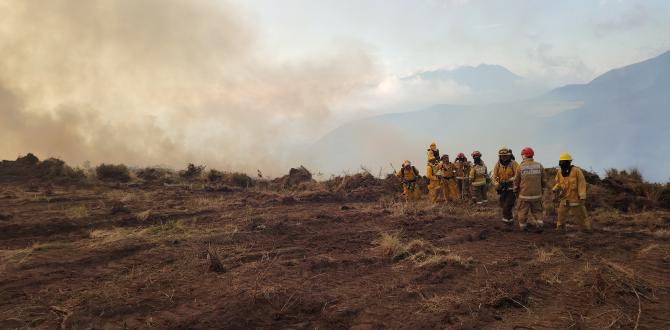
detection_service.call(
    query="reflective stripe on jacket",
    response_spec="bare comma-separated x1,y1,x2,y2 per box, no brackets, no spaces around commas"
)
514,159,545,200
455,161,471,180
469,163,488,186
492,160,518,185
439,162,457,179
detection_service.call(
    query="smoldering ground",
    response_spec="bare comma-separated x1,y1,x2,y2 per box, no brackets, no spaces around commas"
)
0,0,379,174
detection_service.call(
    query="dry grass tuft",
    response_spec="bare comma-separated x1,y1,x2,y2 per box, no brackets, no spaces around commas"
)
374,232,407,258
105,190,141,203
189,197,224,210
540,268,563,285
32,241,72,252
374,233,475,267
638,243,660,256
415,252,474,269
65,205,89,219
419,295,461,313
535,247,561,263
87,227,142,246
651,229,670,238
602,259,636,279
136,210,152,221
141,220,188,236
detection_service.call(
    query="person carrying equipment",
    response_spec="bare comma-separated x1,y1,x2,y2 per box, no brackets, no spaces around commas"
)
514,147,546,232
454,153,471,200
438,154,459,203
492,147,519,224
427,142,440,165
426,157,443,204
552,153,592,232
397,160,421,205
469,151,489,204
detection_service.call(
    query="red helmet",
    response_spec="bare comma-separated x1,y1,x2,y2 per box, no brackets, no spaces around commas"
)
457,152,465,158
471,151,482,158
521,147,534,158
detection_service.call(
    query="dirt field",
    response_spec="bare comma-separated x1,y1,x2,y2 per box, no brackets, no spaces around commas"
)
1,181,669,329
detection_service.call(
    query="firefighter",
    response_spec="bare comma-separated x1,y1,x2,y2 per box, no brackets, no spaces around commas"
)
469,151,489,204
454,153,471,200
492,147,519,224
396,160,421,205
552,153,592,232
438,154,459,203
514,147,546,231
427,142,440,164
426,158,442,204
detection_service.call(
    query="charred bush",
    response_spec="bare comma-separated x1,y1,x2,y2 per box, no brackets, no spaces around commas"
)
180,163,205,179
655,186,670,210
229,172,253,187
207,169,224,182
137,167,163,181
274,166,313,188
207,169,252,187
96,164,131,182
0,153,84,182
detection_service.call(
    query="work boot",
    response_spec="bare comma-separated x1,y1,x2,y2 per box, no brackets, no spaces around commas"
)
519,223,528,232
502,218,513,225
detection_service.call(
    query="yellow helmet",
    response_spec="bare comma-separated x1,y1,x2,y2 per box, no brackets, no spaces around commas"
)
559,153,573,161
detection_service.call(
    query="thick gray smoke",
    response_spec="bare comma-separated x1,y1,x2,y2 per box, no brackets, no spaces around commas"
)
0,0,379,175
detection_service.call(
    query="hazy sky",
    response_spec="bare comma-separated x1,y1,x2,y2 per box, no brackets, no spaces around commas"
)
240,0,669,83
0,0,668,175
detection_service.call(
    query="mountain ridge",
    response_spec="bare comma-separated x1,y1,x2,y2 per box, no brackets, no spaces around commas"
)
307,50,670,181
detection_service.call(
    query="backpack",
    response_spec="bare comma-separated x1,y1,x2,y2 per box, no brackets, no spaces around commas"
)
401,166,420,178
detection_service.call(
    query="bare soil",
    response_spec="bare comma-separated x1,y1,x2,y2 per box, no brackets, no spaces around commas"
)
1,182,669,329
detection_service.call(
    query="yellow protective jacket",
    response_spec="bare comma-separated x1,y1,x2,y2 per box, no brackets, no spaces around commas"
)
426,163,440,181
455,161,471,180
397,166,420,183
553,166,587,205
492,160,519,186
469,163,488,187
439,162,457,179
514,159,545,200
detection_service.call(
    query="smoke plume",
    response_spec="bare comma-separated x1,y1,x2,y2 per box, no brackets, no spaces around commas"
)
0,0,379,175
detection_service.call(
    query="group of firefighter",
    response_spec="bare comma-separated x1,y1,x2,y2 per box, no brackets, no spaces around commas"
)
396,142,592,233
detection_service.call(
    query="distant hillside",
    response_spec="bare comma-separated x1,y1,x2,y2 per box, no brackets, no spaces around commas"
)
307,50,670,181
401,64,545,104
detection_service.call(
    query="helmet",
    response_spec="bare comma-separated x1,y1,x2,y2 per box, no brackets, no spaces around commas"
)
457,152,465,159
429,142,437,150
402,160,411,167
498,147,511,156
471,151,482,158
521,147,534,158
440,154,449,161
559,153,573,161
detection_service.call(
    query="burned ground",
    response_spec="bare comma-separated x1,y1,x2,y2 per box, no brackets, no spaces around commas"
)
0,159,669,329
1,184,669,329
